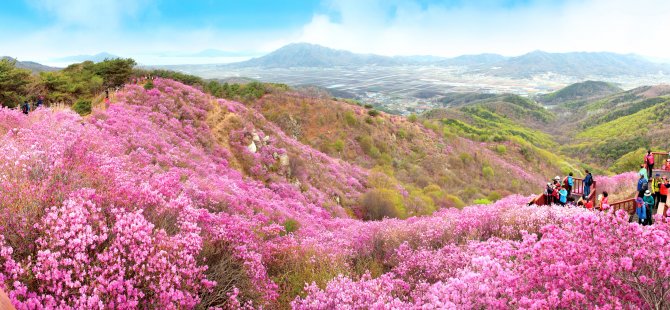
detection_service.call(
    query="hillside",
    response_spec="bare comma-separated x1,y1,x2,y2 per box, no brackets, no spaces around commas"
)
0,78,666,309
538,80,622,106
426,93,558,145
479,50,670,78
1,56,59,73
558,87,670,170
248,91,581,207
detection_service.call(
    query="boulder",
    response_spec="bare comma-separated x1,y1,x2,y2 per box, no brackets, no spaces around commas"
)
279,154,290,166
247,141,257,153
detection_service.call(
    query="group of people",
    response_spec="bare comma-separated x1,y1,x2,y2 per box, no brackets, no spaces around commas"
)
635,150,670,225
19,96,44,114
544,170,594,207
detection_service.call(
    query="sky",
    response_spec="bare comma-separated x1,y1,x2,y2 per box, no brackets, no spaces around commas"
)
1,0,670,65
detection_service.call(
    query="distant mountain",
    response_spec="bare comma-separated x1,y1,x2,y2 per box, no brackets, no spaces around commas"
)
1,56,59,73
539,81,623,106
53,52,121,63
438,53,508,66
225,43,401,68
179,44,670,80
224,44,508,69
482,51,670,78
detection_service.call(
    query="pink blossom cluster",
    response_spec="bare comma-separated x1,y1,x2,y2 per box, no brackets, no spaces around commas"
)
596,172,639,196
294,208,670,309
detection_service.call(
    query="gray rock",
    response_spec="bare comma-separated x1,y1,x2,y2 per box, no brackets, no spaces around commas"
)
279,154,290,166
247,141,257,153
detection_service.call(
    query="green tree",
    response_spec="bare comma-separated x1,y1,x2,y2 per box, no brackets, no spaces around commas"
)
72,99,92,116
93,58,137,88
0,59,32,108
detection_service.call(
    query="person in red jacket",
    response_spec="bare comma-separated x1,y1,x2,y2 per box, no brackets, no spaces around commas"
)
661,177,670,217
645,150,655,179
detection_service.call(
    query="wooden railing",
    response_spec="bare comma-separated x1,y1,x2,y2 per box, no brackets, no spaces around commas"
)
571,178,596,198
529,178,597,206
609,197,637,215
652,152,669,167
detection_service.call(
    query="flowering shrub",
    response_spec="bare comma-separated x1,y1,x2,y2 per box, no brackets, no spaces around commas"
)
1,78,668,309
294,209,670,309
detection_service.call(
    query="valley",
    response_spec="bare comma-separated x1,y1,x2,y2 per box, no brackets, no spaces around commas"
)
163,43,670,115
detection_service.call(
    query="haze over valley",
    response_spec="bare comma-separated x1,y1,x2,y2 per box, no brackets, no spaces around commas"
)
161,43,670,114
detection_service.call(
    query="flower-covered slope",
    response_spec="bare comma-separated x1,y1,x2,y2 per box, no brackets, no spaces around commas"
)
0,79,667,309
0,79,369,308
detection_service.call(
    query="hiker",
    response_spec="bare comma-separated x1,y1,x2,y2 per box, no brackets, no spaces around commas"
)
583,195,594,209
600,191,610,211
637,174,649,198
643,190,655,225
545,182,555,204
583,170,593,197
661,177,670,217
639,164,648,181
559,185,568,206
663,159,670,171
105,89,109,99
651,173,662,211
636,197,647,225
21,101,29,114
553,176,561,188
645,150,655,179
568,172,574,195
36,96,43,108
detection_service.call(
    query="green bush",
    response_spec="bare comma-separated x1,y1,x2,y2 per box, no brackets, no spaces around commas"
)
408,114,418,123
359,188,406,220
144,79,154,90
357,135,381,158
332,139,345,152
459,153,473,164
282,218,300,235
368,110,380,117
344,111,358,126
397,129,408,139
364,104,374,109
495,145,507,154
473,198,492,205
482,165,495,179
487,191,502,202
72,99,92,116
406,189,436,216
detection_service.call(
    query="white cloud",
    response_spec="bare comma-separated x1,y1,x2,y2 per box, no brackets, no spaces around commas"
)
295,0,670,58
27,0,151,28
4,0,670,64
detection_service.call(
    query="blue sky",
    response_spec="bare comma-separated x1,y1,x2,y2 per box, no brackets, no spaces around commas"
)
1,0,669,65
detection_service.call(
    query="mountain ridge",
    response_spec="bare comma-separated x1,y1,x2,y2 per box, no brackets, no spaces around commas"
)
217,43,669,78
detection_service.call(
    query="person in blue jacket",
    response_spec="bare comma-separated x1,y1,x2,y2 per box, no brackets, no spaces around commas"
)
583,170,593,197
636,197,647,225
559,185,568,206
638,174,649,198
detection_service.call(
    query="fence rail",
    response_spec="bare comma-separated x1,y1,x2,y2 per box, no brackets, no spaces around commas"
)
609,198,637,215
